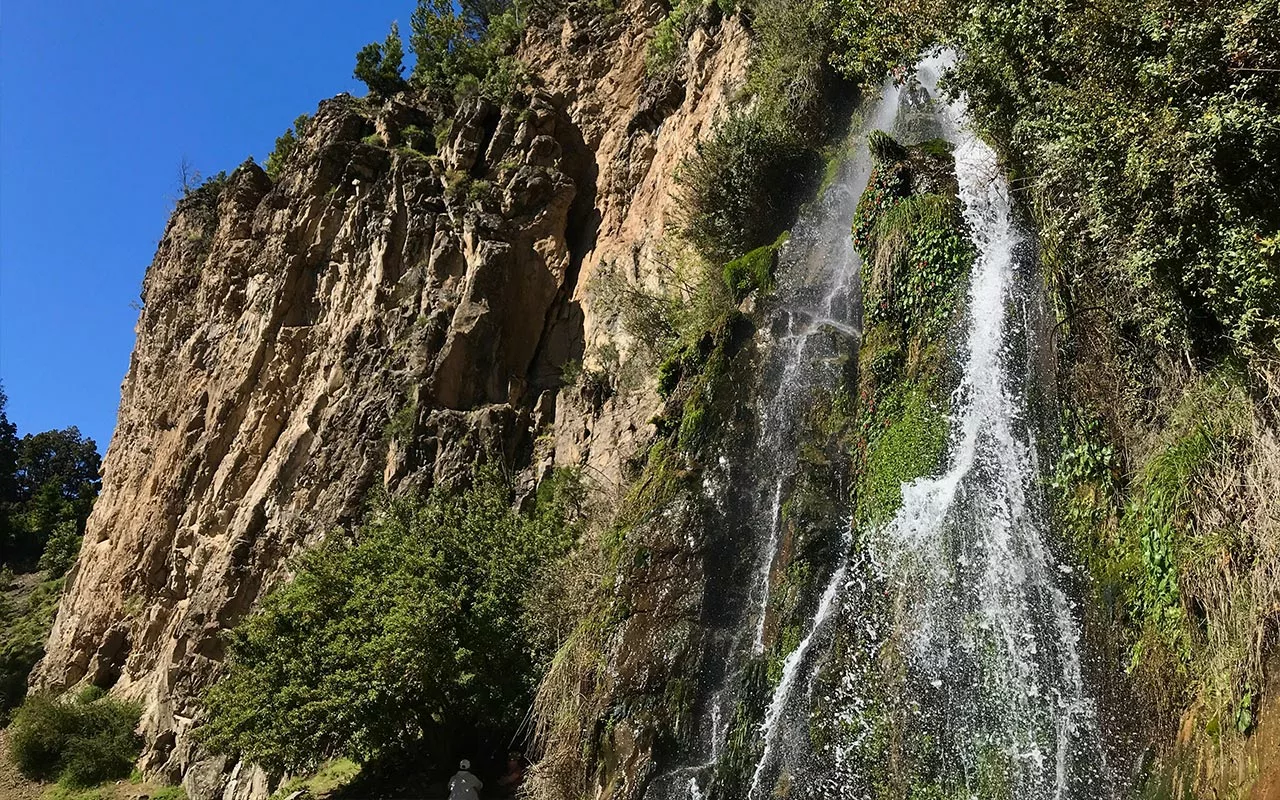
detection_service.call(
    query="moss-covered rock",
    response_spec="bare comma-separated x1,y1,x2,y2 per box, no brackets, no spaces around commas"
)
804,131,975,795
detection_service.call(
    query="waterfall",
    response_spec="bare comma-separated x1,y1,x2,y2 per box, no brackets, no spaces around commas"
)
647,81,904,800
743,54,1113,799
859,55,1111,798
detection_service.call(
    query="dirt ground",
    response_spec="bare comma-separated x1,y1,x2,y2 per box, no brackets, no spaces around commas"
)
0,727,44,800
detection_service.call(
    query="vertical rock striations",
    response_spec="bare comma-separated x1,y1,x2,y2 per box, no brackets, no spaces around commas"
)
32,3,752,797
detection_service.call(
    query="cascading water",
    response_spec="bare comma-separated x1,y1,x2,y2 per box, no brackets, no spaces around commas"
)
858,56,1111,798
647,82,904,800
741,55,1114,799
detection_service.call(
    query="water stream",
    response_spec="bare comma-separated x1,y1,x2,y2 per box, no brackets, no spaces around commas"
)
740,55,1112,799
648,80,904,800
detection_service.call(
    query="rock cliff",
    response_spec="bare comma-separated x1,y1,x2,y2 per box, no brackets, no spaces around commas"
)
31,3,751,798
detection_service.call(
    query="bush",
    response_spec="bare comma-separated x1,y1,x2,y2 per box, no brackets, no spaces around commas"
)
676,112,810,263
38,520,81,578
200,468,584,774
646,0,700,77
8,693,142,786
265,114,312,183
743,0,840,137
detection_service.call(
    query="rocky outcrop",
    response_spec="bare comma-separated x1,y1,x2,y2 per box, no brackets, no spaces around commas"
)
524,3,751,486
33,89,582,797
32,3,754,798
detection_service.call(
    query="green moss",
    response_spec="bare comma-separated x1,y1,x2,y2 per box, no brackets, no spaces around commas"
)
722,231,789,302
854,384,948,532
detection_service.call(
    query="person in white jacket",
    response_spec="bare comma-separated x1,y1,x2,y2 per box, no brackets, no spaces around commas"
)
449,759,484,800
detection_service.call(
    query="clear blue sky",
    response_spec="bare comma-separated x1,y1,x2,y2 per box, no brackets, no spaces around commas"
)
1,2,408,454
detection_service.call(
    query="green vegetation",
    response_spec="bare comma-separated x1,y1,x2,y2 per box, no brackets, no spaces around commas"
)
353,21,408,98
264,114,311,182
676,112,807,264
38,777,187,800
674,0,847,265
8,693,142,787
1052,370,1272,734
1,577,65,720
853,382,947,530
646,0,702,77
268,758,361,800
0,387,101,719
722,231,787,302
846,134,968,539
355,1,528,102
199,467,584,775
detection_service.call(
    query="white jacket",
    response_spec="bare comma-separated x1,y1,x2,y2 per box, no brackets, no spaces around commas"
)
449,769,483,800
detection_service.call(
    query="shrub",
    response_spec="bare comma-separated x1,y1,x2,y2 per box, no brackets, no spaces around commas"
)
200,468,584,774
8,693,142,786
265,114,312,183
830,0,945,87
646,0,699,77
676,112,809,263
743,0,840,137
38,520,81,578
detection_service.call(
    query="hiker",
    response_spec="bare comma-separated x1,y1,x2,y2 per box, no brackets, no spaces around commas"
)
497,751,525,796
449,759,483,800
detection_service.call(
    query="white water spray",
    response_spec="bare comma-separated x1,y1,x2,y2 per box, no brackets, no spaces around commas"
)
863,54,1108,798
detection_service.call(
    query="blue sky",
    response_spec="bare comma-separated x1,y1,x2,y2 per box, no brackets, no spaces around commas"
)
1,2,407,453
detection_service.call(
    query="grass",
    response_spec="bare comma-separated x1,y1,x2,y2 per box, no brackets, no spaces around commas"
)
1054,368,1275,737
40,782,186,800
268,758,360,800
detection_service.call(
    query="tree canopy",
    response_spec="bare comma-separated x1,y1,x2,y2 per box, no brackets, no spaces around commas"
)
200,468,583,775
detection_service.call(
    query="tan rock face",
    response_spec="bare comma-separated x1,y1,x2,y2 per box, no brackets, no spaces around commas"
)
33,5,750,798
34,90,578,794
523,3,751,487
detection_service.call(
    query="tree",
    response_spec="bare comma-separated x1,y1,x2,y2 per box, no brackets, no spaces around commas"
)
0,388,19,566
460,0,514,33
0,387,18,505
409,0,471,91
200,469,582,774
1,424,100,572
353,21,408,98
15,427,101,503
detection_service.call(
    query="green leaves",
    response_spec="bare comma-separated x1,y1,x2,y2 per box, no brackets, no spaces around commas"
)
8,692,142,786
200,468,582,774
264,114,311,183
353,22,408,98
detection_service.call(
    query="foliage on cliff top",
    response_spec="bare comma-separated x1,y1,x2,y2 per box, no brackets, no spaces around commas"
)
199,467,584,775
831,0,1280,365
355,0,529,103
